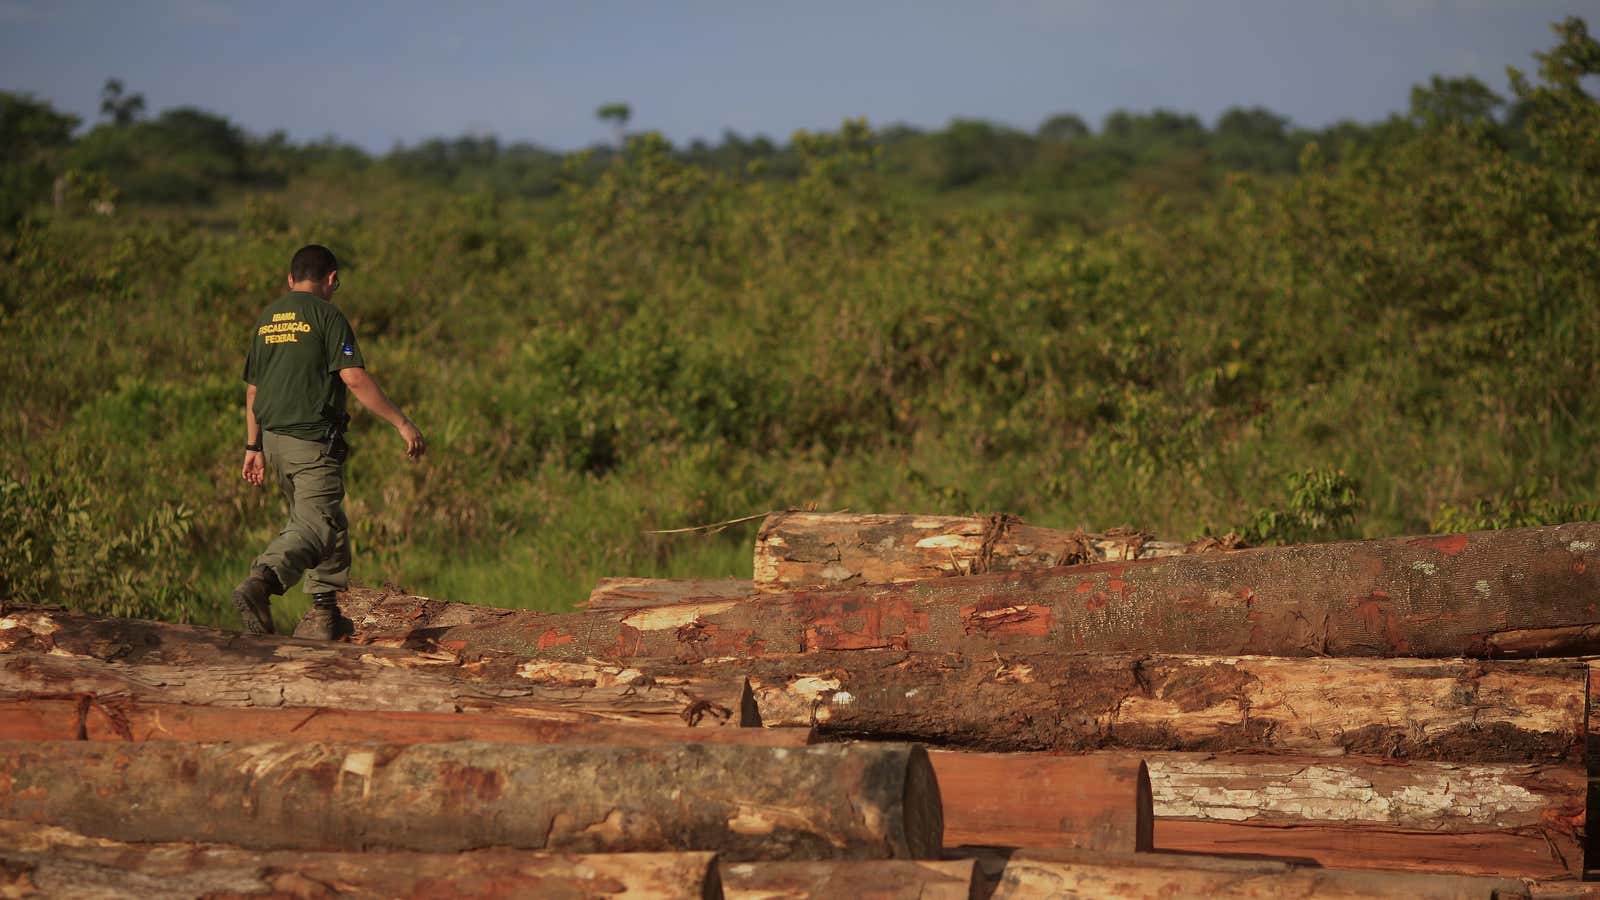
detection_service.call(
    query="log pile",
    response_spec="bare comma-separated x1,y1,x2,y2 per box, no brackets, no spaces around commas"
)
3,514,1599,896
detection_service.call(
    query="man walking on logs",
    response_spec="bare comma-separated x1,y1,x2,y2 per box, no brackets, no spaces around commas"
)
231,245,425,639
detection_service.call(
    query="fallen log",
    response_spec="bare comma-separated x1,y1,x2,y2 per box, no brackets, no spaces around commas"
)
929,751,1152,852
0,842,722,899
987,849,1531,899
327,522,1600,659
588,577,755,611
1157,820,1575,880
1145,752,1584,835
0,740,942,860
0,694,813,747
754,511,1190,591
742,650,1584,761
720,859,976,900
0,609,759,727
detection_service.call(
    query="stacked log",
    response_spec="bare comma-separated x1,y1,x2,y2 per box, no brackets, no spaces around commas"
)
328,521,1600,659
753,511,1193,590
6,518,1600,894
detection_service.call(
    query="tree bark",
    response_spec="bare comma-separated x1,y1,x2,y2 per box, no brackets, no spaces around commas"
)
987,849,1532,898
0,609,759,727
587,577,755,611
1144,752,1585,835
720,859,976,900
928,751,1152,852
327,522,1600,659
754,511,1191,592
0,740,942,860
0,841,722,899
741,650,1584,761
0,695,813,747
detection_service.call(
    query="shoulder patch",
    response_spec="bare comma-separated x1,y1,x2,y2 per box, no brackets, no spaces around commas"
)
342,343,355,356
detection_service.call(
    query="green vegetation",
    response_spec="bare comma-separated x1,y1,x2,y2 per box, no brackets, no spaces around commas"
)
3,20,1598,628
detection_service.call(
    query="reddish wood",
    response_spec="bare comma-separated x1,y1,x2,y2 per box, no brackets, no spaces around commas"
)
0,740,942,860
987,849,1532,898
327,522,1600,659
1157,818,1574,880
0,695,814,747
928,751,1152,852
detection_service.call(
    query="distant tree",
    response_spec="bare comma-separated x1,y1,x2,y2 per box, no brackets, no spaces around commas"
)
596,102,631,150
0,92,79,224
1408,75,1504,127
1038,113,1090,141
1510,16,1600,172
99,78,145,126
1213,106,1297,171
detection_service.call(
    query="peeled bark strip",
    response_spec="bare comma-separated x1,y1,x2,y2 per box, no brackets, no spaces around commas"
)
0,740,942,860
929,751,1152,852
1144,752,1585,836
743,650,1584,761
329,522,1600,659
0,695,812,747
754,511,1188,591
989,850,1531,899
721,859,976,900
587,578,756,611
0,844,722,900
0,609,758,727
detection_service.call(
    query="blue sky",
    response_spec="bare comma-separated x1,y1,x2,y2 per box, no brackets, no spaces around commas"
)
1,1,1593,152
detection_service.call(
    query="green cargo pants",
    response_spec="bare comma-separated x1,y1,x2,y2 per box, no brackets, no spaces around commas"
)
253,430,350,596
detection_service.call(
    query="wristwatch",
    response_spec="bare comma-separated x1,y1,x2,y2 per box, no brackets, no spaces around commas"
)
245,441,263,452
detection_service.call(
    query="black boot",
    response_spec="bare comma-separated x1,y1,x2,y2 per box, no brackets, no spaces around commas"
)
294,591,343,641
230,566,281,635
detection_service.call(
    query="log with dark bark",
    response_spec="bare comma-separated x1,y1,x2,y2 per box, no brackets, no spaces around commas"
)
720,859,976,900
742,650,1585,761
326,522,1600,659
0,694,813,747
587,577,756,611
0,740,942,860
0,609,758,727
986,849,1532,899
928,751,1152,852
754,511,1190,591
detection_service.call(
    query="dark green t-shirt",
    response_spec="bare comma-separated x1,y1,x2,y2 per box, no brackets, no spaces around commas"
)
242,292,366,441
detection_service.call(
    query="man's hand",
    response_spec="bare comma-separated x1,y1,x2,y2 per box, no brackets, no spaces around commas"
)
398,420,427,459
242,450,266,485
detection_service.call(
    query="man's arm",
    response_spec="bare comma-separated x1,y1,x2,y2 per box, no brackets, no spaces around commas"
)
242,384,265,485
340,366,426,459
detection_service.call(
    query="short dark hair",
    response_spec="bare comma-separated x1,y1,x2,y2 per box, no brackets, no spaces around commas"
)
289,245,338,283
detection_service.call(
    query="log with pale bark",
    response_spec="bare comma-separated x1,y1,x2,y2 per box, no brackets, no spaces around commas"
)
587,577,755,611
986,849,1532,899
0,608,758,727
754,511,1192,591
0,740,942,860
0,694,813,747
719,859,976,900
0,841,722,900
325,522,1600,659
741,650,1584,761
1143,752,1584,879
928,751,1152,851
